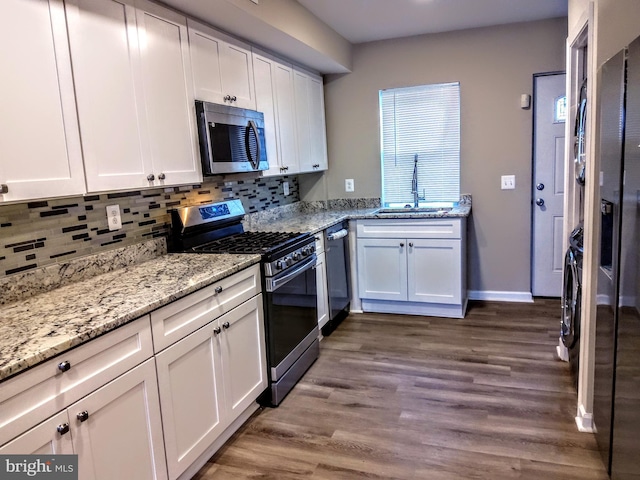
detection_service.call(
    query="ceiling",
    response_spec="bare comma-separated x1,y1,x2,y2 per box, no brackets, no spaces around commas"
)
296,0,568,44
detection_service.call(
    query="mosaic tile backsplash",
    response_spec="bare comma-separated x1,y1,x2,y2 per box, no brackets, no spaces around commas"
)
0,175,299,279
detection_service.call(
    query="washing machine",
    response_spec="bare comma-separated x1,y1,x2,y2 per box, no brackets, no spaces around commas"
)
561,224,584,390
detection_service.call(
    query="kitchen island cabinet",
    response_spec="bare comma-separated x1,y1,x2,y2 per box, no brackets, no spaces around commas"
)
0,0,85,203
355,218,467,318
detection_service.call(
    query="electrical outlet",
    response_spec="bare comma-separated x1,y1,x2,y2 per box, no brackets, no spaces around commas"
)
501,175,515,190
106,204,122,231
283,181,290,196
345,179,355,192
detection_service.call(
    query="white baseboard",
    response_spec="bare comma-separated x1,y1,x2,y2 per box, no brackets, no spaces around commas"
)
556,337,569,362
575,404,596,433
468,290,534,303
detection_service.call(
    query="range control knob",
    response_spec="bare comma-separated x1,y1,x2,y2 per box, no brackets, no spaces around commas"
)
309,244,316,253
275,260,284,270
293,252,301,261
301,247,310,257
285,256,293,267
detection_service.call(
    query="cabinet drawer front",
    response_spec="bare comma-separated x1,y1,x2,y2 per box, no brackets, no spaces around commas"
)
0,317,153,447
150,265,260,352
0,410,73,455
357,218,462,239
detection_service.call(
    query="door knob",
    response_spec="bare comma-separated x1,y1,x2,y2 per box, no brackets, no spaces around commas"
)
536,183,545,191
536,198,545,206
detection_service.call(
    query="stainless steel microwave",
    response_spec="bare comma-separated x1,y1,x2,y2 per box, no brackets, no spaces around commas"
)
195,100,268,175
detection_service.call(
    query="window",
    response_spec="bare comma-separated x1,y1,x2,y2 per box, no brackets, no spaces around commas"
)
379,82,460,207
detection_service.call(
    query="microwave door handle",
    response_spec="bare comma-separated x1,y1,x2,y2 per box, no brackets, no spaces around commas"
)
246,120,261,170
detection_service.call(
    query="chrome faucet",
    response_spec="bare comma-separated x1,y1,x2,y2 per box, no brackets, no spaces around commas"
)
411,154,425,208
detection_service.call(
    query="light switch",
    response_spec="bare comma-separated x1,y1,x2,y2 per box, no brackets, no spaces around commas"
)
501,175,515,190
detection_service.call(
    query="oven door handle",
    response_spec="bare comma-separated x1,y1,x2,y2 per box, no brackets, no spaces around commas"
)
266,255,317,292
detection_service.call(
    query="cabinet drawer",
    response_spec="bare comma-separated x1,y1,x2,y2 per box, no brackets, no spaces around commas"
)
0,316,153,447
150,264,260,352
357,218,462,239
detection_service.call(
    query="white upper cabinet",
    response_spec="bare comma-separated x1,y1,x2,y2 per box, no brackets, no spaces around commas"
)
293,67,328,173
67,0,200,192
135,0,200,187
0,0,85,203
188,20,256,110
252,50,299,176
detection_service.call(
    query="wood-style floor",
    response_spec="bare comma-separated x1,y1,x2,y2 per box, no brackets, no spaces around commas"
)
194,299,608,480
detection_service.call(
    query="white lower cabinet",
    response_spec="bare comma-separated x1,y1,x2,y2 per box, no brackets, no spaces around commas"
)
155,294,266,480
0,359,167,480
356,218,467,318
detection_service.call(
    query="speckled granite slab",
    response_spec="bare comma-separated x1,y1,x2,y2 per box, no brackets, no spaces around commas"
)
0,238,167,306
246,196,471,235
0,253,260,381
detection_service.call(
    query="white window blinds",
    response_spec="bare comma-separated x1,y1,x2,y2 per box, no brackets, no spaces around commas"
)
380,82,460,206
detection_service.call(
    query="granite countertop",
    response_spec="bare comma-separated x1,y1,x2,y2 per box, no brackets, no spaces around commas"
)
0,199,472,383
247,205,471,235
0,253,260,382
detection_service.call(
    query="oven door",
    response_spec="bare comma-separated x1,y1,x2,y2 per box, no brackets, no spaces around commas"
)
264,255,318,381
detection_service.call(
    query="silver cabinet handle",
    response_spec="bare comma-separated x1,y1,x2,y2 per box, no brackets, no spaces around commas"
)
58,361,71,372
214,286,223,294
224,95,231,102
158,173,166,180
0,184,7,194
400,243,405,247
222,321,230,329
57,423,70,435
77,411,89,422
213,326,221,335
147,174,155,182
409,242,414,247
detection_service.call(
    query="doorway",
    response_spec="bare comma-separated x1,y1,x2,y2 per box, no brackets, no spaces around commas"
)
532,72,566,297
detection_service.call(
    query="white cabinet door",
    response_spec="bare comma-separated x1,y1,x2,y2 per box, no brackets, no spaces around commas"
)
71,359,167,480
408,239,462,305
293,68,327,174
274,62,299,175
188,20,256,110
156,320,226,480
357,238,407,301
253,52,282,177
136,0,200,187
0,0,85,202
316,252,329,329
66,0,151,192
218,295,267,419
0,411,73,455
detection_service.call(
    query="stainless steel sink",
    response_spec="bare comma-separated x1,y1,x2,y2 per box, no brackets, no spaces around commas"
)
375,207,453,214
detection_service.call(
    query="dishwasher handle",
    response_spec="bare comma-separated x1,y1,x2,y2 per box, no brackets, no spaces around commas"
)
327,228,348,241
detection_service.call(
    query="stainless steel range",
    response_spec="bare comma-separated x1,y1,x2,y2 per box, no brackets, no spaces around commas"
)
168,200,319,406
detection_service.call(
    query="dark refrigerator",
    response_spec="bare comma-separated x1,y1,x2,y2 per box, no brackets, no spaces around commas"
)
593,34,640,479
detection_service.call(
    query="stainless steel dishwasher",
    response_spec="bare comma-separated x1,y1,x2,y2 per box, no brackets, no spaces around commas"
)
322,221,351,335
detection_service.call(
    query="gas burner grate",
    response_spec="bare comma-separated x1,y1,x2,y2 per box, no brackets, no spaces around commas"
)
194,231,308,255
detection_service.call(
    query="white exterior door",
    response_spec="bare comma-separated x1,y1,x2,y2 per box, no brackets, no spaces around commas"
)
532,73,566,297
357,238,407,301
0,0,85,202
